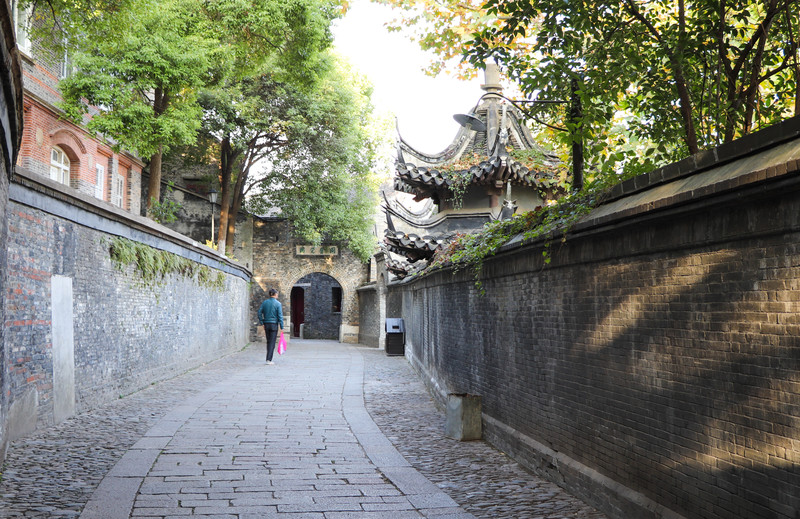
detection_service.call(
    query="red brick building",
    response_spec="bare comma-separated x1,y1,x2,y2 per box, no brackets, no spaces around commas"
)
10,1,143,214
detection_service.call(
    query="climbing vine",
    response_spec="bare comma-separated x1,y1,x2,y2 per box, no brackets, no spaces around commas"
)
425,185,611,294
437,152,483,210
107,237,225,291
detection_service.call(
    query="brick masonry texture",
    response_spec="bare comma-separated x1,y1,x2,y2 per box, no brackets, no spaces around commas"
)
384,132,800,517
357,285,379,347
250,218,369,342
17,24,143,215
1,175,250,461
1,10,24,465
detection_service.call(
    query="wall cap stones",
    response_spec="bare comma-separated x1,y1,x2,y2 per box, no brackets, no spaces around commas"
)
11,166,251,280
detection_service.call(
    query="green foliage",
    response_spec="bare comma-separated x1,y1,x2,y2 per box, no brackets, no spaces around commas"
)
149,182,182,224
246,57,389,263
108,237,225,291
426,180,618,293
58,0,214,158
442,169,473,210
468,0,800,176
55,0,342,217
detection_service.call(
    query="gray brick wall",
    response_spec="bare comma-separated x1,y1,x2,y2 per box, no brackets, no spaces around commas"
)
357,285,379,347
3,170,250,442
386,124,800,519
1,6,24,465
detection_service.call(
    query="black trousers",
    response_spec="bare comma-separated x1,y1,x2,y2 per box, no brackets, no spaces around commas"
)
264,323,279,361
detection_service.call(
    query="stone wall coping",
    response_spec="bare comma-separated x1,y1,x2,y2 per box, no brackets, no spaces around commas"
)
11,166,251,280
356,283,377,293
603,115,800,203
390,117,800,287
573,132,800,234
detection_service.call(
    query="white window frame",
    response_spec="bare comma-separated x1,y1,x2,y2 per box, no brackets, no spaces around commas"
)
49,146,70,186
111,172,124,208
11,1,32,54
94,163,106,200
59,47,72,79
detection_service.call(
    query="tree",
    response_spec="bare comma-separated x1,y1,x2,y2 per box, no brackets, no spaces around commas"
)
58,0,215,214
374,0,800,181
58,0,340,217
467,0,800,168
246,58,389,262
199,75,297,254
199,0,339,253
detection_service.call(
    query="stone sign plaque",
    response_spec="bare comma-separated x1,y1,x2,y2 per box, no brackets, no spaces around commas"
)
296,245,338,256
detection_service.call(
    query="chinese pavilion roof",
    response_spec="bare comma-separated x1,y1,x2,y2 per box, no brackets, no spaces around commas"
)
380,64,566,280
394,153,564,202
383,229,449,263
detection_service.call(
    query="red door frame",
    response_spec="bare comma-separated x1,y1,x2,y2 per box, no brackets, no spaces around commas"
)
291,286,304,337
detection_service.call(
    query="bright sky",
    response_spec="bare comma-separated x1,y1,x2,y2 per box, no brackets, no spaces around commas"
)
331,0,483,155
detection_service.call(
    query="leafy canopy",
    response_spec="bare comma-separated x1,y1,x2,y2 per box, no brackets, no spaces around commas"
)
371,0,800,183
246,57,390,262
59,0,213,158
468,0,800,170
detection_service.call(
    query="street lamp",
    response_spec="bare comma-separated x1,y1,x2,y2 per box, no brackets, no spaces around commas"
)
208,188,218,245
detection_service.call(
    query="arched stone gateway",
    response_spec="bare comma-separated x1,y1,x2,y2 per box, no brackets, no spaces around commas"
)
289,272,343,340
249,217,369,343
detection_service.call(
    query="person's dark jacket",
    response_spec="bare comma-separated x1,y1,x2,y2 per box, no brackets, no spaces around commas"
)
258,298,284,329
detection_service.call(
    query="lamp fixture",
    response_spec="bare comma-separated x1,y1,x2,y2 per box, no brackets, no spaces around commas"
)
453,113,487,132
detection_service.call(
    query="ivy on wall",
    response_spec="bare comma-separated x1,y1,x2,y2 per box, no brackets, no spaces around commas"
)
106,236,225,291
426,182,616,294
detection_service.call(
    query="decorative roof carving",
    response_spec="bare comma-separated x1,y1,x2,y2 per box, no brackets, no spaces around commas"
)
381,64,567,277
383,229,449,263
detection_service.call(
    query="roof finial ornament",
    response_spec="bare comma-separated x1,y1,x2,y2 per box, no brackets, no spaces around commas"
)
481,62,503,95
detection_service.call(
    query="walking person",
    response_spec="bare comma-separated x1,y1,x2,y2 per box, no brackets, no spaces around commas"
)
258,288,284,365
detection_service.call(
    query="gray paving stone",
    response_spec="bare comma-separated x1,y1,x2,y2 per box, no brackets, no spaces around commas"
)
0,340,606,519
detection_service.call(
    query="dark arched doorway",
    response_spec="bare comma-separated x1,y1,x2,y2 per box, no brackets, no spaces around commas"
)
291,273,342,339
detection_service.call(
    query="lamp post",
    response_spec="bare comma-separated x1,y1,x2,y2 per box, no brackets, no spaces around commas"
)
208,188,218,245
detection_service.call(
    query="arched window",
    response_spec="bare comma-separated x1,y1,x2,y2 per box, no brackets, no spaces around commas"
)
50,146,70,185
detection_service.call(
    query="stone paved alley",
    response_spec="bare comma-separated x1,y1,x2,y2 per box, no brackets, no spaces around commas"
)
0,341,607,519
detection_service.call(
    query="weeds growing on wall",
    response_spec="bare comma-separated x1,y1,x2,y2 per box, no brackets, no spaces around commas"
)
437,152,484,210
426,182,614,294
149,182,182,224
107,237,225,291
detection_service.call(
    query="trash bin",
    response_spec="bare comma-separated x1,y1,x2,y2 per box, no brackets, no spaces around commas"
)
385,318,405,356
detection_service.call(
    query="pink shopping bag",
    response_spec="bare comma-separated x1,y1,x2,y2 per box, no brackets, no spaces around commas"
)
277,331,287,355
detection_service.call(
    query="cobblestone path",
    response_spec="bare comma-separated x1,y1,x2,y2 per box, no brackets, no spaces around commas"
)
0,341,607,518
361,348,607,519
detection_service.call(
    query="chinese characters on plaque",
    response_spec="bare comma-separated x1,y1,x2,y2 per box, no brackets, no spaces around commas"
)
295,245,338,256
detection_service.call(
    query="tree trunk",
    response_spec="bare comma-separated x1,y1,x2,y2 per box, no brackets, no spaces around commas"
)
146,145,163,217
569,77,584,192
216,137,239,253
147,87,169,217
796,64,800,115
671,62,699,154
225,167,250,255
